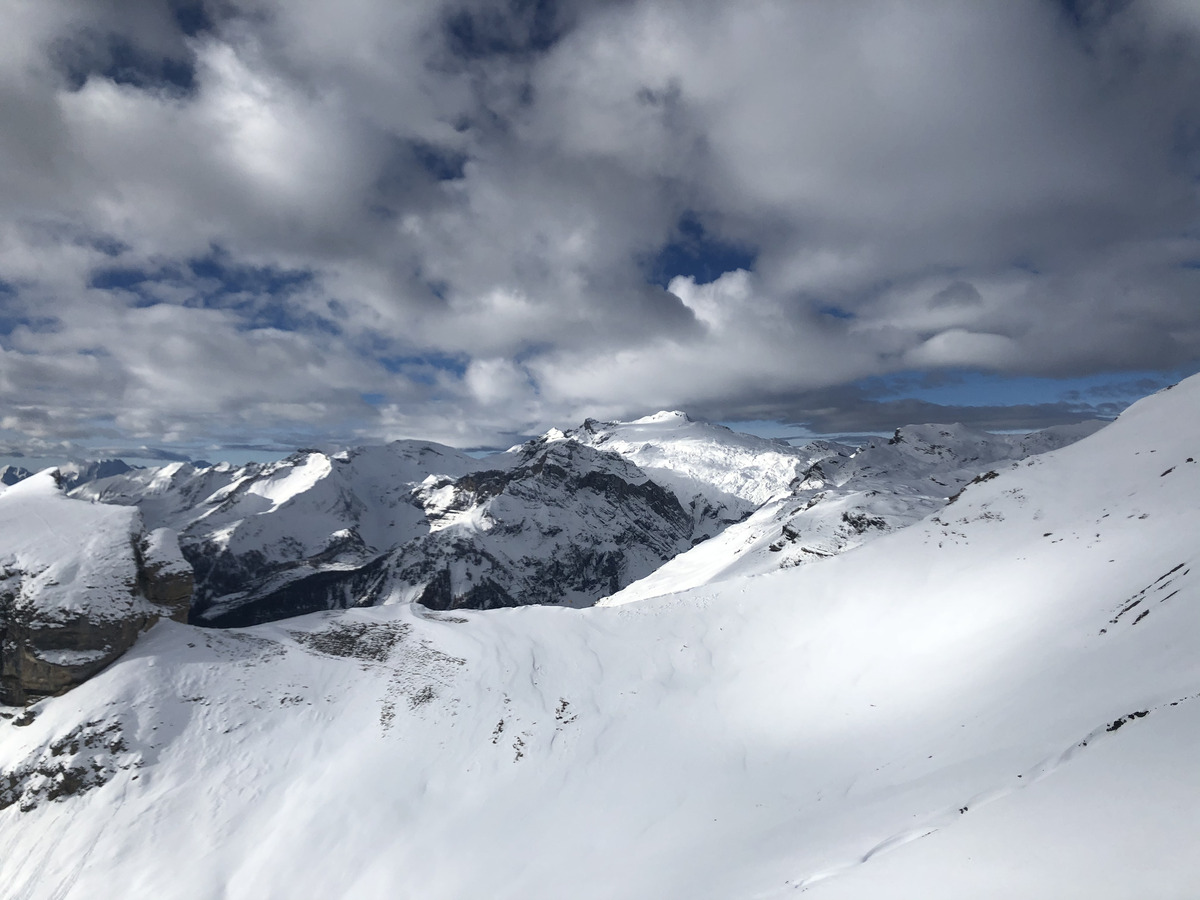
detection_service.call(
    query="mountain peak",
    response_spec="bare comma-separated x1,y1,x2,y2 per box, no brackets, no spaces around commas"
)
631,410,693,425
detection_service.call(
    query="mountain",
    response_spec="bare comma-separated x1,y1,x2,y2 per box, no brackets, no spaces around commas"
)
72,442,482,625
566,409,841,508
73,437,697,626
0,466,33,488
0,460,140,493
57,459,139,490
70,417,1096,627
0,379,1196,898
602,419,1104,605
0,471,191,706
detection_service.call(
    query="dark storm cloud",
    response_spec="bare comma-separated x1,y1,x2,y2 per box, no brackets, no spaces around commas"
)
0,0,1198,452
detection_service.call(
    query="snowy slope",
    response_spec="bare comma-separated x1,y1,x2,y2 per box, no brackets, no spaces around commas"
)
0,380,1197,898
75,438,697,624
565,411,843,526
0,472,145,625
0,471,191,704
603,420,1105,605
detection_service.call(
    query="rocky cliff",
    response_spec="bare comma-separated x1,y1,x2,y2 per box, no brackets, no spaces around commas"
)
0,471,192,706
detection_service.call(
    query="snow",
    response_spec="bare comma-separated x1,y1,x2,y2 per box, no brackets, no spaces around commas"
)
602,419,1102,606
0,384,1194,897
31,648,110,667
0,471,144,623
244,451,332,510
141,527,190,577
567,411,827,509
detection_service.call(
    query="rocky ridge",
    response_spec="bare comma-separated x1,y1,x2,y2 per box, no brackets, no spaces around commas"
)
66,417,1107,627
74,436,698,627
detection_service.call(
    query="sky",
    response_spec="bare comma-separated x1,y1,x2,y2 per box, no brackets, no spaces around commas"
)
1,0,1199,459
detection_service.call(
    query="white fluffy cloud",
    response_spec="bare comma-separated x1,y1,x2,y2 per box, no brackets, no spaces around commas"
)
1,0,1198,454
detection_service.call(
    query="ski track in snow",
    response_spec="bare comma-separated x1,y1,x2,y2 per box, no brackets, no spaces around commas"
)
780,684,1200,894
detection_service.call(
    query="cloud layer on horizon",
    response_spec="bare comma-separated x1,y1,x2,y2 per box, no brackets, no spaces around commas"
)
1,0,1199,453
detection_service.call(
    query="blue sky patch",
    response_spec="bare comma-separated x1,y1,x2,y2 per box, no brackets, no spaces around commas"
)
379,353,469,384
411,141,468,181
646,212,757,288
855,366,1200,411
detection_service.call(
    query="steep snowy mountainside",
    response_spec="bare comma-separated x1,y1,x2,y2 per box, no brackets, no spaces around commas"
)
373,436,693,612
0,472,191,705
0,379,1195,899
564,410,848,518
74,442,484,624
75,438,698,626
604,419,1106,605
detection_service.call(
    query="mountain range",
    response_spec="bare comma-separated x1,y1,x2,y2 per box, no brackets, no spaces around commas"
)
1,381,1197,898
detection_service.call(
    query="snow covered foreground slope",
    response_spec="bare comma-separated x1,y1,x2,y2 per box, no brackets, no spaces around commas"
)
1,381,1198,899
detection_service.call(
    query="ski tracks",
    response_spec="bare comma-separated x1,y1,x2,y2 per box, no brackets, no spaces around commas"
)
773,687,1200,894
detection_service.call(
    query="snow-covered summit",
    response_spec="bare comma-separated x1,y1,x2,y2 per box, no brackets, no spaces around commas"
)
566,411,834,510
0,471,145,623
629,410,693,424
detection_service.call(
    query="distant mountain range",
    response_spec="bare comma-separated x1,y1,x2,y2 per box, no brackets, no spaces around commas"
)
50,415,1096,629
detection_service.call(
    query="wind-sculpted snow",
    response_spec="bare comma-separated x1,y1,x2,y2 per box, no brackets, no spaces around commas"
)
0,378,1197,898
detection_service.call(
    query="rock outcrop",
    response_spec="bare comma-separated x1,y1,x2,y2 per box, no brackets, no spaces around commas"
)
0,472,192,706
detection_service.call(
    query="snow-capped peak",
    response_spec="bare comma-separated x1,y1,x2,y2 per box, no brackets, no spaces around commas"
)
630,410,693,425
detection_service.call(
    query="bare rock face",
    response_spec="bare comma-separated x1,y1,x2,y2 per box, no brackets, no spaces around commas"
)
137,528,194,625
0,472,193,706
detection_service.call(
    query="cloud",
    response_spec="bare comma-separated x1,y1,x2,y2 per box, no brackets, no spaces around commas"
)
0,0,1198,454
930,281,983,309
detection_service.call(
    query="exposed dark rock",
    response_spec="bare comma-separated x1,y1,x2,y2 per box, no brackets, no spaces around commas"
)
0,466,32,487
